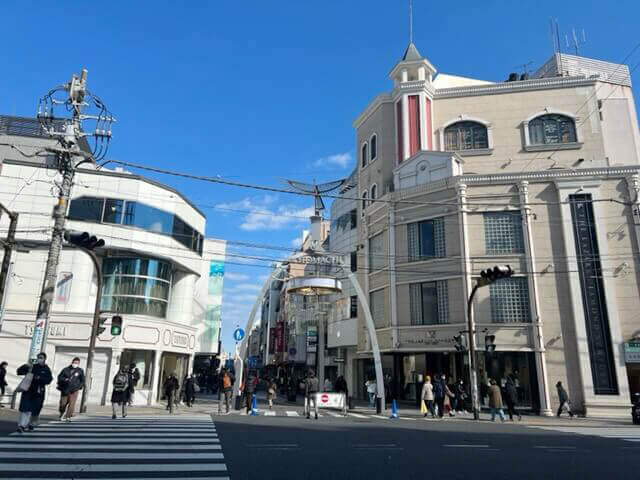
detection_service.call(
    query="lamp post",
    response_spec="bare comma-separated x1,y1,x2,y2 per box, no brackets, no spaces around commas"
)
466,265,513,420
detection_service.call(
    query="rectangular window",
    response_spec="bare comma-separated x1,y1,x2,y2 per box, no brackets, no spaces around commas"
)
350,251,358,272
407,218,445,261
409,280,448,325
484,212,524,254
369,289,385,328
67,197,104,222
55,272,73,304
570,194,618,394
123,202,173,234
369,233,386,271
350,296,358,318
103,199,124,224
489,277,531,323
120,349,154,388
350,209,357,229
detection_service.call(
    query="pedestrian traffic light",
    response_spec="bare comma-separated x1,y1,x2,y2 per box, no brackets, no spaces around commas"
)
111,315,123,336
485,334,496,353
97,316,108,336
453,334,467,352
479,265,513,285
63,230,105,250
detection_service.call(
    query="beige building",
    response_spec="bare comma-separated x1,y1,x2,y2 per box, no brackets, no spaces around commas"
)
353,44,640,416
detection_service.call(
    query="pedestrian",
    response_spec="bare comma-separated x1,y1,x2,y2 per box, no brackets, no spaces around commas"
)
164,372,180,414
324,377,332,392
421,375,436,418
0,361,8,407
56,357,85,421
556,381,574,418
128,363,141,406
111,365,130,419
242,370,257,414
488,379,506,422
221,369,234,413
433,375,445,418
16,352,53,433
182,373,196,407
305,369,319,419
365,378,377,408
504,375,522,421
267,377,277,409
454,379,467,414
334,375,348,396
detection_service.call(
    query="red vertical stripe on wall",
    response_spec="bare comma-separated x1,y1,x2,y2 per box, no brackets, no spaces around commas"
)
424,97,432,150
396,100,404,164
408,95,421,156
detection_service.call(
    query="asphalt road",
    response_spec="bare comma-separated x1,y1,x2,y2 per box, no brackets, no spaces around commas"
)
215,413,640,480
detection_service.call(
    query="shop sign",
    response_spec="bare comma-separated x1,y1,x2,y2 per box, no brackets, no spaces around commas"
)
172,332,189,348
25,324,67,338
275,323,285,353
398,329,454,348
295,255,345,266
624,342,640,363
307,326,318,353
269,328,276,355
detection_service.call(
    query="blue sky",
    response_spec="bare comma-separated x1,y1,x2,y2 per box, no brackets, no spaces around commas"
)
1,1,639,354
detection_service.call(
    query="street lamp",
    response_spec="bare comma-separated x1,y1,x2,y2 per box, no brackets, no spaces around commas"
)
466,265,513,420
64,230,108,414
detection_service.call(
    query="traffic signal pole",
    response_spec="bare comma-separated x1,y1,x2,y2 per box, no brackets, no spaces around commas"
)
466,282,482,421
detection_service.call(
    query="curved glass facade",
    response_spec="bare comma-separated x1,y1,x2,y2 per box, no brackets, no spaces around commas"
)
101,257,172,318
68,196,204,255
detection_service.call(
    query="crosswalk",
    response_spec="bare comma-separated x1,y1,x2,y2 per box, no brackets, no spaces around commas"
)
242,409,417,420
0,414,228,479
530,425,640,443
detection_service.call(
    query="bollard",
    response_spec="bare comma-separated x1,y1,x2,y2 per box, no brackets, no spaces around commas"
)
390,399,398,419
250,394,258,416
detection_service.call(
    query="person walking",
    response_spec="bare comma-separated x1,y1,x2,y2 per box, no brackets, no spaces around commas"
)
16,353,53,433
365,378,377,408
324,377,332,392
421,376,436,418
444,378,456,417
111,365,130,419
0,361,8,407
242,370,257,414
127,363,141,406
221,369,234,413
267,377,277,410
305,369,319,419
163,372,180,414
454,379,467,414
56,357,85,421
556,381,574,418
504,375,522,421
433,375,445,418
488,379,506,422
182,373,196,407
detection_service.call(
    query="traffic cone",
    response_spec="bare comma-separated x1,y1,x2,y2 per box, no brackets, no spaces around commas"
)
390,399,398,419
250,395,258,416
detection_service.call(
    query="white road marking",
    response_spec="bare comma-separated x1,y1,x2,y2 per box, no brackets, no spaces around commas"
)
372,415,388,420
0,463,227,472
264,411,276,416
399,417,417,421
5,437,219,444
443,444,490,448
285,411,300,417
0,443,221,450
348,413,367,418
11,432,219,438
0,452,224,460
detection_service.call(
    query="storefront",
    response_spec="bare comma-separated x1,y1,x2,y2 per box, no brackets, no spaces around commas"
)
624,341,640,401
157,352,190,401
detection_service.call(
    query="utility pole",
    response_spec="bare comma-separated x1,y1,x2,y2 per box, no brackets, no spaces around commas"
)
0,205,18,331
28,69,114,362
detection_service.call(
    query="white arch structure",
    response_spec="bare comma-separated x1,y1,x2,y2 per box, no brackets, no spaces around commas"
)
232,266,386,412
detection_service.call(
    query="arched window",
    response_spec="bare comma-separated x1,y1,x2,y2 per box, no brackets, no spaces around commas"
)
362,191,368,210
444,121,488,151
361,143,368,168
370,184,377,202
528,114,577,145
370,134,377,161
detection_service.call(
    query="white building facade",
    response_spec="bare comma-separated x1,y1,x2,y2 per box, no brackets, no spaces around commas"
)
0,116,225,406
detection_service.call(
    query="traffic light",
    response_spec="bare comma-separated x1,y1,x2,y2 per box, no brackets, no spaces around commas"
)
479,265,513,285
485,334,496,353
111,315,123,336
97,316,108,336
453,334,467,352
63,230,105,250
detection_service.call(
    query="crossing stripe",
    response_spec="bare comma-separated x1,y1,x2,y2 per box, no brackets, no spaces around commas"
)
264,411,276,416
0,443,222,450
0,463,228,472
32,427,215,433
0,452,225,460
349,413,367,418
10,432,219,438
285,411,300,417
4,437,220,444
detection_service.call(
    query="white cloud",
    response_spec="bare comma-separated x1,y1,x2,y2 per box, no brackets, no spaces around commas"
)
224,272,250,281
215,195,313,232
227,283,263,293
312,152,352,169
258,274,270,282
225,293,260,303
291,237,303,248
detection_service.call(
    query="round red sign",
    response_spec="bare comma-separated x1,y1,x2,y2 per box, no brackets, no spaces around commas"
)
321,394,329,403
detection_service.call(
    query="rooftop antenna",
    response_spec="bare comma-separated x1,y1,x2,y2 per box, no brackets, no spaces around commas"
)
409,0,414,44
571,28,586,55
285,178,346,217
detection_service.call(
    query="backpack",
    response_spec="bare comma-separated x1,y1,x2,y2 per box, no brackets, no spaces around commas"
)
433,381,444,398
113,372,129,392
223,374,232,389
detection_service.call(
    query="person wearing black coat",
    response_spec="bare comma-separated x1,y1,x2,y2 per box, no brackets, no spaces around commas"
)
57,357,85,421
163,373,179,414
16,352,53,433
182,374,196,407
504,376,522,421
0,361,8,407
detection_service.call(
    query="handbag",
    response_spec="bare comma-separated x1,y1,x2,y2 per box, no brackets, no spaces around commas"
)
194,384,200,393
16,373,33,393
420,400,427,415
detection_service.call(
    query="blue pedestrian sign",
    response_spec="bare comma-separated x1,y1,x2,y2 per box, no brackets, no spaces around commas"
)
233,328,245,342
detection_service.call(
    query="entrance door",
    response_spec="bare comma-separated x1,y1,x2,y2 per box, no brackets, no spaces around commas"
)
51,347,111,406
157,352,189,401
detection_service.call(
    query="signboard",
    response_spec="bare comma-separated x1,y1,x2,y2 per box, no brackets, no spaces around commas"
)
334,357,345,363
233,328,245,342
307,326,318,353
624,342,640,363
198,260,225,354
294,255,345,266
275,323,285,353
269,328,276,355
315,392,347,413
289,347,297,356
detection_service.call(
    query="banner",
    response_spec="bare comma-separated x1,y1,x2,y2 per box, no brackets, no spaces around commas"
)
275,323,285,353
